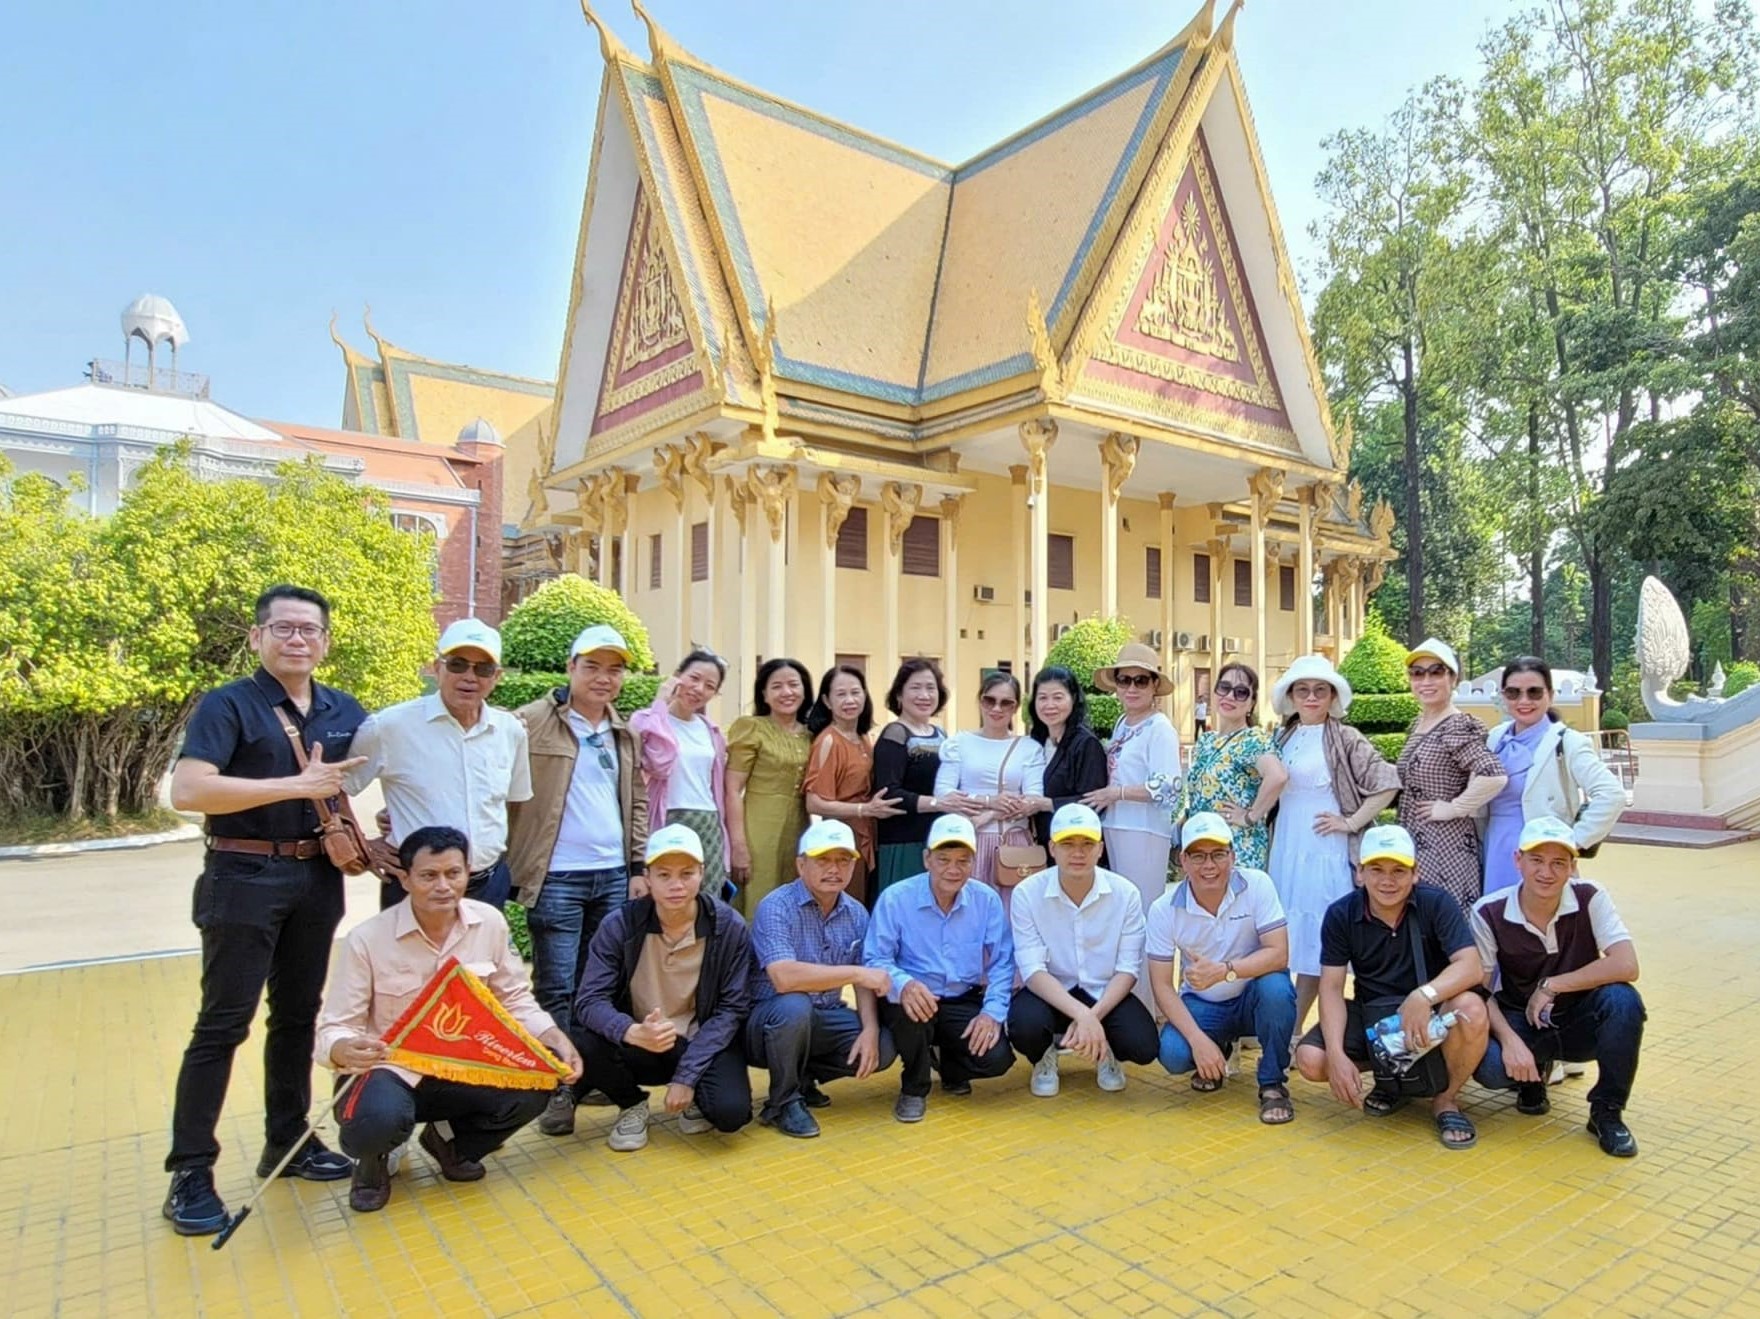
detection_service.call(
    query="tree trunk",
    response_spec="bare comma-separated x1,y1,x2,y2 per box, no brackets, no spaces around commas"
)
1527,402,1545,654
1589,548,1613,691
1402,339,1424,646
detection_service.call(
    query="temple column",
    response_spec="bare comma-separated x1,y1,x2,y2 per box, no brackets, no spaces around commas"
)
1247,468,1284,681
727,475,755,685
1020,419,1057,672
750,465,795,663
656,446,688,659
684,436,718,664
575,476,603,583
881,482,923,683
1098,433,1138,619
1158,491,1177,696
1297,484,1318,657
940,495,964,718
1207,532,1227,680
818,473,860,672
1010,465,1028,682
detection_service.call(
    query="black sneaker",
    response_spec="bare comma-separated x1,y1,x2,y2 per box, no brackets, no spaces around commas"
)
163,1168,229,1236
349,1154,392,1213
1587,1108,1638,1158
800,1081,832,1110
257,1134,353,1181
1515,1082,1551,1116
941,1077,973,1097
759,1099,822,1139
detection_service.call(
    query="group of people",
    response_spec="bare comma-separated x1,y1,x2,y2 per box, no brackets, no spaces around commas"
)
160,585,1646,1237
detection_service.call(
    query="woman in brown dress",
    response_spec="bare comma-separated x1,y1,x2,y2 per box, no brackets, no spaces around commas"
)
803,664,901,905
1396,637,1509,913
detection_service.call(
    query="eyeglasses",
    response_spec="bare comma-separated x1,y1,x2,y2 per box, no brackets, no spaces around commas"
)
264,622,328,641
582,730,615,771
981,696,1019,710
1213,682,1253,701
1289,683,1333,700
1503,685,1548,701
442,656,500,679
1114,673,1157,690
1408,664,1450,680
1185,848,1232,868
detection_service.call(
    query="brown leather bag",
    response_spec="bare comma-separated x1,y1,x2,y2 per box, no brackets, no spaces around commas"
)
989,736,1048,888
273,708,375,876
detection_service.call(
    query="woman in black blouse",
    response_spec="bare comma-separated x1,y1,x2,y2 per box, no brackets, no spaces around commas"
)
1013,666,1109,846
870,658,951,901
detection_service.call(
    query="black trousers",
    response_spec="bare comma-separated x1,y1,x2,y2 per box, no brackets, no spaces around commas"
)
337,1069,549,1163
882,987,1016,1097
166,854,344,1172
1006,984,1160,1065
577,1029,753,1131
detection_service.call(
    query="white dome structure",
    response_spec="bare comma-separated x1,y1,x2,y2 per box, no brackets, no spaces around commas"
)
121,294,189,349
456,417,502,447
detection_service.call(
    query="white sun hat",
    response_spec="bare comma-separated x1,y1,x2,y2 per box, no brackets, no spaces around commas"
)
1271,654,1353,720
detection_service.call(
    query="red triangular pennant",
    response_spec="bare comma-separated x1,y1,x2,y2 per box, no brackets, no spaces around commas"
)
380,957,569,1091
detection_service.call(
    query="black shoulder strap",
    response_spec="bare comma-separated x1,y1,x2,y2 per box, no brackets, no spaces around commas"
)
1407,899,1430,986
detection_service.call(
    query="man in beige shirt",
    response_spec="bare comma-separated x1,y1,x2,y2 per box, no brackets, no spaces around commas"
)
316,825,582,1212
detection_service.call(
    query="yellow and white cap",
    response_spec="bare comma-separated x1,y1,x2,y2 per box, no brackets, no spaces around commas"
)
1359,824,1417,866
1180,811,1233,851
437,617,501,663
926,814,978,852
1049,803,1103,843
1518,816,1579,855
645,823,704,866
798,818,858,857
1406,638,1461,677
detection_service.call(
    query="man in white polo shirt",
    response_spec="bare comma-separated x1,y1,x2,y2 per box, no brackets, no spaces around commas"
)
1148,812,1298,1124
1008,803,1156,1098
346,618,532,910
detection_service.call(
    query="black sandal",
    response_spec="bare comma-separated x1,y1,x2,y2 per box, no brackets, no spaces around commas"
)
1434,1108,1478,1150
1258,1084,1295,1125
1363,1086,1406,1117
1191,1073,1225,1093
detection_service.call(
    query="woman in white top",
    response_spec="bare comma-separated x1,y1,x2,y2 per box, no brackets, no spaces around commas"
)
934,671,1047,911
1087,642,1182,932
1480,655,1624,896
628,649,731,899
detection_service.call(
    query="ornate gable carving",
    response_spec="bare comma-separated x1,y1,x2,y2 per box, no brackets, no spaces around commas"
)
592,185,705,437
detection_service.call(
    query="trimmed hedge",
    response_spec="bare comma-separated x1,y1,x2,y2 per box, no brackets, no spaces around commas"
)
1339,612,1411,697
1086,693,1123,737
1599,709,1630,731
1044,616,1138,690
1346,692,1420,734
504,900,532,961
1366,732,1408,763
1725,661,1759,699
491,670,660,717
500,574,655,672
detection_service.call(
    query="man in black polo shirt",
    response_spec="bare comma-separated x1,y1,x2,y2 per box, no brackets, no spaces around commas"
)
1294,825,1490,1149
1470,817,1644,1157
161,585,371,1234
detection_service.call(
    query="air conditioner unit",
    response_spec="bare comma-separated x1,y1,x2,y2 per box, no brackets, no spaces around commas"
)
972,584,996,604
1174,631,1195,651
1193,634,1210,652
1223,636,1243,653
1144,629,1164,649
1050,623,1072,640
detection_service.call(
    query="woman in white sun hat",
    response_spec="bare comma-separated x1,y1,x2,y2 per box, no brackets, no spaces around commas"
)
1268,654,1402,1039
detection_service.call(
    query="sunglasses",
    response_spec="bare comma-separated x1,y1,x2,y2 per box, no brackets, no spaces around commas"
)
1289,683,1333,700
1503,685,1548,701
1213,682,1253,701
1114,673,1157,690
981,696,1019,710
1408,664,1450,680
442,656,500,679
582,730,615,771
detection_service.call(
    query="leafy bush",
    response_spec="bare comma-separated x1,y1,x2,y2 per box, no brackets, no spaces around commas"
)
1366,732,1407,763
1086,693,1123,737
1339,611,1411,696
500,575,655,673
1344,691,1419,733
1599,708,1630,731
1043,616,1137,690
504,900,532,961
491,670,660,718
1724,661,1759,698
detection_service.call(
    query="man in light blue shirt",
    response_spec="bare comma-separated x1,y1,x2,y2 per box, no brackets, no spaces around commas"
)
865,815,1015,1123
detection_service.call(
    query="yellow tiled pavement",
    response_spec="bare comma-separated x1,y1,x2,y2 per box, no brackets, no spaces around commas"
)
4,841,1759,1317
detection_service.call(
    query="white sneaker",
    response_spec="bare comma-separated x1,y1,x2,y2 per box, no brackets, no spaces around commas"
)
1096,1049,1127,1093
607,1103,650,1152
386,1139,408,1177
1030,1051,1061,1098
676,1104,714,1135
1548,1060,1567,1085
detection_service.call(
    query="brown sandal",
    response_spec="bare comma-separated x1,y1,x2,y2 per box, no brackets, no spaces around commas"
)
1191,1073,1225,1093
1258,1084,1295,1125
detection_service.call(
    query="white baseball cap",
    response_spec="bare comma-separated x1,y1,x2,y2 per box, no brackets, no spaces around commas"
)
1406,638,1462,677
1049,802,1103,843
1518,816,1580,856
1359,824,1417,867
570,623,632,662
1180,811,1233,851
437,617,502,664
926,814,978,852
644,822,704,866
799,818,858,857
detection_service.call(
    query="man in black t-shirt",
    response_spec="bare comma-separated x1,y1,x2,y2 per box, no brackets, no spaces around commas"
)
1294,825,1489,1149
161,585,370,1235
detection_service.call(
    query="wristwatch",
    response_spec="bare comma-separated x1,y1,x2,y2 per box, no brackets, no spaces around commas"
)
1418,983,1439,1005
1224,961,1238,984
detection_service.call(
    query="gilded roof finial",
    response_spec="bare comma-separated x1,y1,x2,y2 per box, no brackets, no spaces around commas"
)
1214,0,1244,53
629,0,674,60
1026,288,1064,402
362,302,385,352
753,294,780,442
1172,0,1219,50
327,310,347,352
579,0,631,63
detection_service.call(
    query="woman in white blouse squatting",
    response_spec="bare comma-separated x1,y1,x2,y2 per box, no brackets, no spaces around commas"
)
934,671,1047,914
1087,642,1182,995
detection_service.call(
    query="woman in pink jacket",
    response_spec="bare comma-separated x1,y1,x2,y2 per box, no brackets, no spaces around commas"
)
629,649,732,899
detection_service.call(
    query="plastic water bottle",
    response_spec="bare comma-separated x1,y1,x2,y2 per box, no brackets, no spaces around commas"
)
1366,1011,1457,1072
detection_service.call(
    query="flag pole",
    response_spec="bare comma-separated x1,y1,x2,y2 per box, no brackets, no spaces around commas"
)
211,1072,363,1251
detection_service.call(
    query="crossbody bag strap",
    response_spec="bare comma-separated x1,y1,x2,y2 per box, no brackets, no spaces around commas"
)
994,735,1037,845
271,705,341,827
1407,904,1430,991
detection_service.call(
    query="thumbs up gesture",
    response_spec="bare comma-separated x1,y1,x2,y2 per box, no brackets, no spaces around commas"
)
625,1008,678,1054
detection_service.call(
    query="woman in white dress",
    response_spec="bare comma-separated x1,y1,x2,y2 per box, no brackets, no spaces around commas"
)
934,671,1047,912
1267,655,1401,1040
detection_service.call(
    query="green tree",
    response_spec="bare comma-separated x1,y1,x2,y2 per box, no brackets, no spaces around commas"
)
0,448,435,826
499,574,655,673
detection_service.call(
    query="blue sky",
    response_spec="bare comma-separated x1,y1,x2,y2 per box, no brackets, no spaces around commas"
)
2,0,1516,425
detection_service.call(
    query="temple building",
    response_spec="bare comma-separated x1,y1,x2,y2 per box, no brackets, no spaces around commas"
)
542,0,1395,724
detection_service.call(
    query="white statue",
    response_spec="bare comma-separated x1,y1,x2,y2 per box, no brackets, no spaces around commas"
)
1709,662,1727,698
1635,576,1755,723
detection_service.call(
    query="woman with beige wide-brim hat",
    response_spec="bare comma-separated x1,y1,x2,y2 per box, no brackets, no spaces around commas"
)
1267,654,1402,1039
1088,643,1182,1007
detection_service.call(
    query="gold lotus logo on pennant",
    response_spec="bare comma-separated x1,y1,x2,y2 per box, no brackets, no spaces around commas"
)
427,1001,471,1042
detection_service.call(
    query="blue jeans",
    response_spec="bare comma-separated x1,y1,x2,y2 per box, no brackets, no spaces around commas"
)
745,995,896,1117
1474,982,1645,1112
526,868,627,1039
1157,974,1298,1087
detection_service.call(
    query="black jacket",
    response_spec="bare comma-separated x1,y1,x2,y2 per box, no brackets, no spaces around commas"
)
1032,723,1110,843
